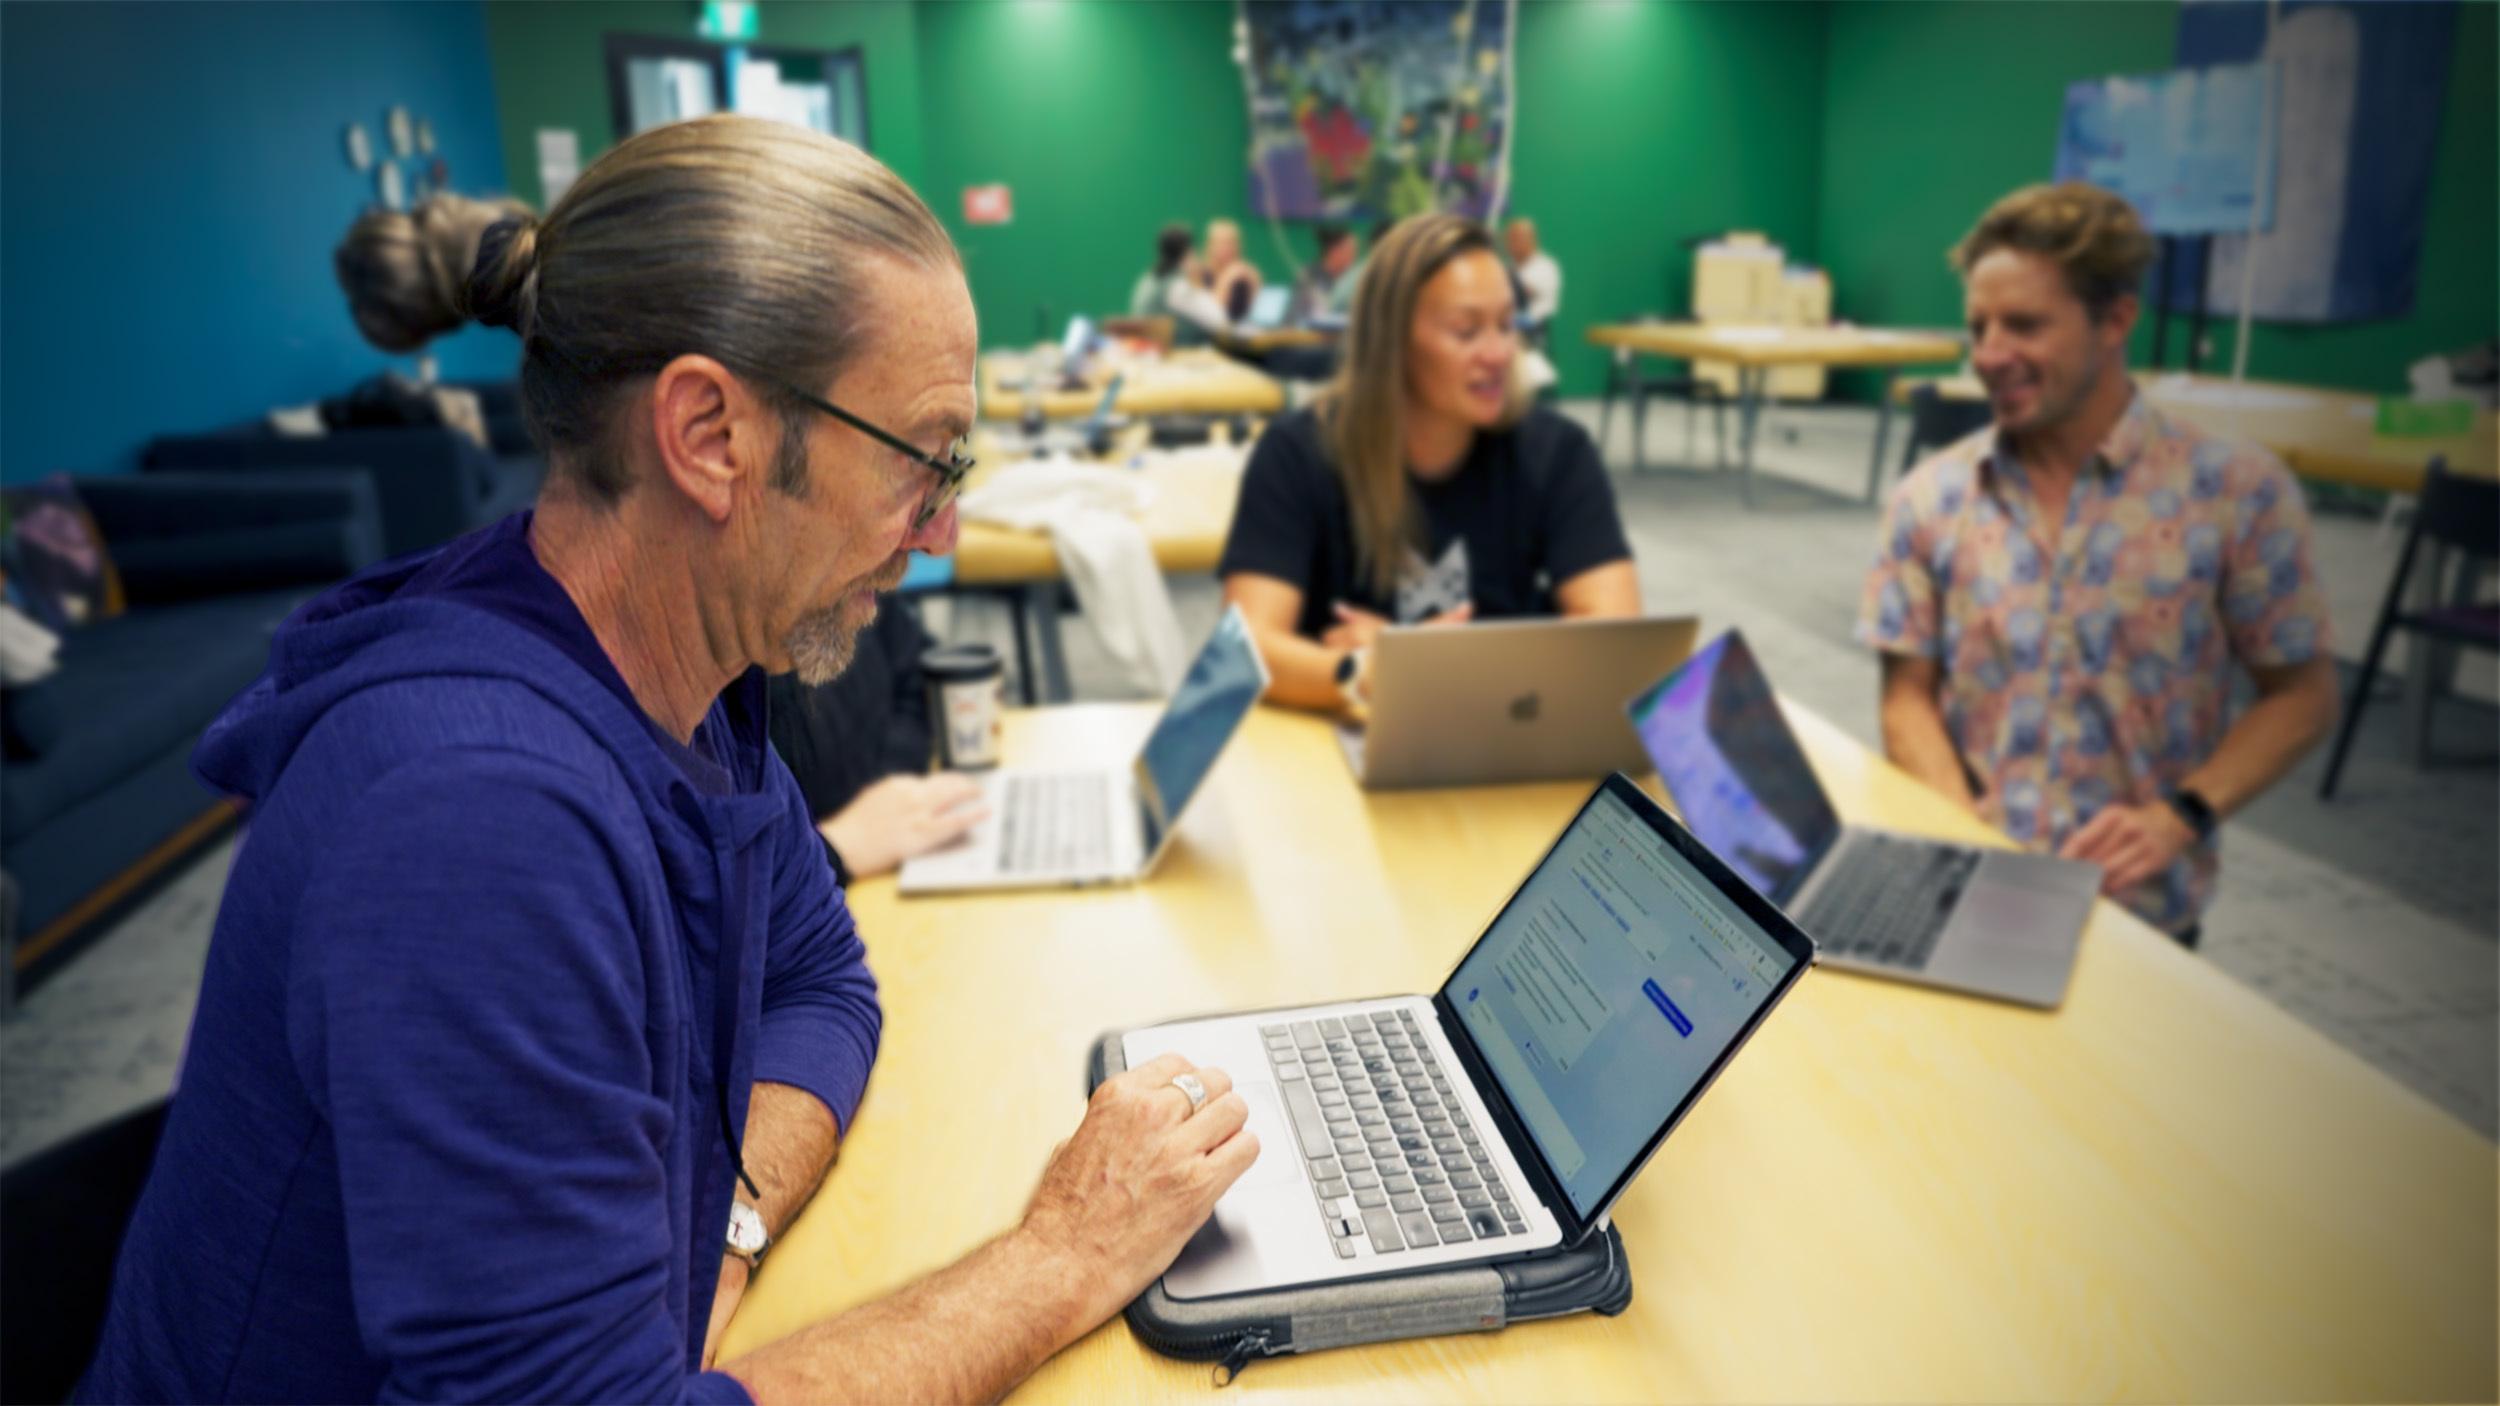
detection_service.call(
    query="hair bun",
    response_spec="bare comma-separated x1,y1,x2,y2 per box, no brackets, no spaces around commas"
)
464,214,541,335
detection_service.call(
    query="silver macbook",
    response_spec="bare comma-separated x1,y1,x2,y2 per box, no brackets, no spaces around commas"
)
899,605,1269,895
1240,285,1291,331
1124,774,1815,1297
1628,629,2096,1008
1338,615,1698,790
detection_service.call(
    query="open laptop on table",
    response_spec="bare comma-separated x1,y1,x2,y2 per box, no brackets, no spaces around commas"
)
1626,629,2095,1008
899,605,1269,895
1057,314,1103,387
1239,285,1291,332
1337,615,1697,789
1123,773,1815,1297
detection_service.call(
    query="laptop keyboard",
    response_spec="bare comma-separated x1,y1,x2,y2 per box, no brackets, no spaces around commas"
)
998,773,1111,875
1797,834,1983,971
1262,1009,1528,1258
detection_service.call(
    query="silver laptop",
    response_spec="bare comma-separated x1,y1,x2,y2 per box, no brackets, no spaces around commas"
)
1338,616,1698,789
1124,774,1815,1297
899,605,1269,895
1241,285,1291,331
1628,629,2096,1008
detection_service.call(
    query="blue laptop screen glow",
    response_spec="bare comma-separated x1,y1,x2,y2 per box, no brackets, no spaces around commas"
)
1627,631,1840,904
1134,608,1265,855
1442,785,1801,1218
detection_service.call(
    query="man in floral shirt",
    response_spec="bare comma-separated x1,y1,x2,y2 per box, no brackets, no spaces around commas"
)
1857,183,2339,944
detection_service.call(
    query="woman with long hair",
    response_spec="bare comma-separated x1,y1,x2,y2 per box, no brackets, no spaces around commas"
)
1219,212,1639,710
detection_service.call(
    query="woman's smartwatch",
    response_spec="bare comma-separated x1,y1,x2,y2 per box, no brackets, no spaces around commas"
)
2166,787,2218,842
1333,647,1369,710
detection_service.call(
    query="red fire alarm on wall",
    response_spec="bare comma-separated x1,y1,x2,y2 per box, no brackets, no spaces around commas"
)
962,184,1013,226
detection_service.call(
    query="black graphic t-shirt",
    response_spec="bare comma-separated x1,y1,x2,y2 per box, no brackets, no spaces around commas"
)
1217,406,1633,638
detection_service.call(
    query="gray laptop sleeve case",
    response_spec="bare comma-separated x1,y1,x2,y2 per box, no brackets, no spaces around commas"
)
1088,1032,1635,1384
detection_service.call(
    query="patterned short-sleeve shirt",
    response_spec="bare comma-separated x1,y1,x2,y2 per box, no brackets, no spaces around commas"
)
1854,393,2332,933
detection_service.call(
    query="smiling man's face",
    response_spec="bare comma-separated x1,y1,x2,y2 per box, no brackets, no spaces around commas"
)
1964,248,2133,440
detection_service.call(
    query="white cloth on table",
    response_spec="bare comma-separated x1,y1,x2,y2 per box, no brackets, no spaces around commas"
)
958,458,1187,696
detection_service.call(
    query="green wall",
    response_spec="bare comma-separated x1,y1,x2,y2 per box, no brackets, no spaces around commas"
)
1510,0,1828,396
1819,0,2499,396
473,0,1829,394
474,1,2494,401
914,0,1257,348
482,0,925,207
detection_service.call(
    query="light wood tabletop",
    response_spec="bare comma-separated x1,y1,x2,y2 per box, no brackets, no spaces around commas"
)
980,347,1286,422
721,701,2495,1402
1897,371,2498,494
1589,321,1965,371
1220,325,1336,355
952,443,1243,587
1588,323,1968,504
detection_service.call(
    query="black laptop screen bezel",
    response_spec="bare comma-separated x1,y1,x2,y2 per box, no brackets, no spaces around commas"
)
1624,628,1844,909
1429,772,1819,1247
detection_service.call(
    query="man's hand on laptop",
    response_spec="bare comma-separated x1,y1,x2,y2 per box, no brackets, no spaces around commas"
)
820,773,991,878
1016,1052,1259,1330
2057,800,2195,895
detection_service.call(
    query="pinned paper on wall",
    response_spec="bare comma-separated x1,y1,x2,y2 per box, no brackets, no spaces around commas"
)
537,128,581,204
962,184,1013,226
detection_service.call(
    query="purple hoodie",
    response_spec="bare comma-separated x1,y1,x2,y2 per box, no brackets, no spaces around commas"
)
79,515,880,1403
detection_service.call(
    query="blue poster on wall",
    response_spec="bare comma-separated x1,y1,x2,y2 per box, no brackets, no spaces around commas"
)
2056,64,2276,236
2171,0,2455,323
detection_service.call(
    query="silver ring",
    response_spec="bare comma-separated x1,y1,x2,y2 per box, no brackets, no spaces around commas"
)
1171,1071,1208,1115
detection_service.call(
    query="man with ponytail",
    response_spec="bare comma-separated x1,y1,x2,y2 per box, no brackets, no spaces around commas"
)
82,116,1254,1405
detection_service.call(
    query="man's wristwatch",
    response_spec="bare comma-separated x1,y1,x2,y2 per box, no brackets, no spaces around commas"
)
2166,787,2218,842
1333,647,1369,710
725,1201,772,1271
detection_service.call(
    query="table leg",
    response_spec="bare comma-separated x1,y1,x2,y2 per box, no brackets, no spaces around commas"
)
1735,366,1767,509
1865,370,1901,503
1023,581,1074,704
1002,589,1036,707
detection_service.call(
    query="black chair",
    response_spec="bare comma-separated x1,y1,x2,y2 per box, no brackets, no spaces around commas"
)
1595,340,1727,473
2318,459,2499,799
1899,382,1994,474
0,1099,170,1403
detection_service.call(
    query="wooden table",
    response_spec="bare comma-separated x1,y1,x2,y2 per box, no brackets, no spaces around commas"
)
951,438,1246,700
723,703,2496,1402
1589,323,1966,505
980,347,1286,422
1897,371,2497,494
1220,325,1335,355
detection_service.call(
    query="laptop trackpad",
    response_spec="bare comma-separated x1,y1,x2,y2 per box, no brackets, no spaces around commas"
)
1231,1081,1306,1193
1934,857,2094,1007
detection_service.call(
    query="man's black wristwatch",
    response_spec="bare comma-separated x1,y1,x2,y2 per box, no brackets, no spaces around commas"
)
2166,787,2218,842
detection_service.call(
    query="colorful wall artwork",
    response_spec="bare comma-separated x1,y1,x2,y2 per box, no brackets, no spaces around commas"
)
1244,0,1512,223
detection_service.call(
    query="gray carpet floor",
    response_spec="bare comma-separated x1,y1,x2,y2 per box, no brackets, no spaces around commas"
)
5,398,2492,1170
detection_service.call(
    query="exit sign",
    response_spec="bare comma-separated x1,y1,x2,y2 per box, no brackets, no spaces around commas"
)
699,2,758,40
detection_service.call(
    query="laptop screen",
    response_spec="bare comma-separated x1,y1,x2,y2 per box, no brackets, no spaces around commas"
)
1134,606,1268,858
1246,285,1291,329
1441,780,1805,1220
1626,630,1841,905
1061,315,1100,379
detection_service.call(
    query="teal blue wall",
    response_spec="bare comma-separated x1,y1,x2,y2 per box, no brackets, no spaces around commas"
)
1,1,516,482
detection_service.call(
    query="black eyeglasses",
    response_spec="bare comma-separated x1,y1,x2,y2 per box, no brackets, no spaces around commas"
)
779,383,974,529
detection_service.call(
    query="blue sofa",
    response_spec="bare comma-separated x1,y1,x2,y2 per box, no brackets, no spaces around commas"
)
2,471,383,1003
144,413,541,560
